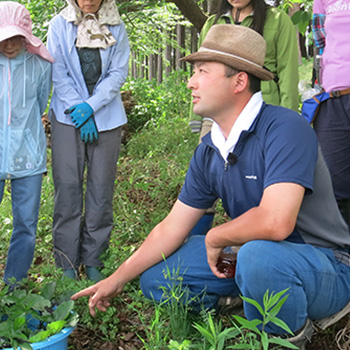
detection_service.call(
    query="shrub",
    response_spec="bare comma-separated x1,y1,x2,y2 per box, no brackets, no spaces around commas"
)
123,70,191,137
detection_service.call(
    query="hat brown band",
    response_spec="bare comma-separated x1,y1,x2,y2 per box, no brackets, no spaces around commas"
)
198,47,264,71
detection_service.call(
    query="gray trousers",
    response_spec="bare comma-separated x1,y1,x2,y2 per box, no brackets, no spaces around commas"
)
51,113,122,270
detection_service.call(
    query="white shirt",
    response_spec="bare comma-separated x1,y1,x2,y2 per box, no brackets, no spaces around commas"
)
211,92,263,161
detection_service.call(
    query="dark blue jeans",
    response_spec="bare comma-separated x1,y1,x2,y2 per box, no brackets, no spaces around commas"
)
140,235,350,334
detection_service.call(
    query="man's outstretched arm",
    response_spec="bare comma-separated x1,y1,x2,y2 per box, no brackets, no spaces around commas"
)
71,200,206,316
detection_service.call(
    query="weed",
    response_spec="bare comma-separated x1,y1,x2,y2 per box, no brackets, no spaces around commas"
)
228,289,298,350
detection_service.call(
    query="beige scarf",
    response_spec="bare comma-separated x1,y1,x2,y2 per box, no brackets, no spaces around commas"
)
60,0,121,49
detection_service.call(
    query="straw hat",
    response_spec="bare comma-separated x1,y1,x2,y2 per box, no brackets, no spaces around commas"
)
182,24,274,81
0,1,54,62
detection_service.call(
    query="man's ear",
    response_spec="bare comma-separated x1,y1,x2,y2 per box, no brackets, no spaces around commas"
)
233,72,249,93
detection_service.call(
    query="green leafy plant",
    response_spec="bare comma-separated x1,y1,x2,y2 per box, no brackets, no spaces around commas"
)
193,312,240,350
133,261,201,349
190,289,298,350
229,289,298,350
168,339,192,349
0,281,78,350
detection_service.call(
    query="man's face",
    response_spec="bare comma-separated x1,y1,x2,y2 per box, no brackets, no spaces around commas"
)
188,61,236,119
0,36,24,58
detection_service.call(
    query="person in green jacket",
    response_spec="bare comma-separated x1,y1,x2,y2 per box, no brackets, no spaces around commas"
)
189,0,299,134
188,0,300,236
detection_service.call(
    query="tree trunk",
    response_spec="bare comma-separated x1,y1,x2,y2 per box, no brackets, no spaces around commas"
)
176,24,186,70
165,0,208,31
157,49,163,83
165,30,172,76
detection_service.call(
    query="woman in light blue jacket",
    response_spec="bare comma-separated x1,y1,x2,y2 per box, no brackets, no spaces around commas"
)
47,0,130,281
0,1,53,288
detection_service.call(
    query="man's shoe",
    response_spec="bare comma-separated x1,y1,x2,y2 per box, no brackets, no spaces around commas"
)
217,296,245,317
62,269,77,280
314,299,350,330
282,318,314,350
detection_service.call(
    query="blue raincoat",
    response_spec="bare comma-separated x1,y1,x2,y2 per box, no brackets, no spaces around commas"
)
0,49,51,180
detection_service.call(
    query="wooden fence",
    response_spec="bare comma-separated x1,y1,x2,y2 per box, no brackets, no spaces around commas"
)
129,24,198,83
128,3,312,83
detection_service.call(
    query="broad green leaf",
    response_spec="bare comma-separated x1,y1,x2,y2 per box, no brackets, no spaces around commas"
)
240,295,264,316
40,282,56,301
291,10,304,24
217,336,226,350
270,317,293,334
232,315,261,334
23,294,51,311
269,337,299,349
19,343,34,350
261,332,268,350
193,323,214,342
228,344,252,349
221,327,240,338
29,329,51,343
12,289,26,300
264,289,289,311
269,295,289,317
47,320,65,334
0,321,10,333
207,313,217,336
14,316,26,330
53,300,74,321
298,21,310,36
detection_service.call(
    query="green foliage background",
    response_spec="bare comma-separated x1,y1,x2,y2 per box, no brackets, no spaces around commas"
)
9,0,189,59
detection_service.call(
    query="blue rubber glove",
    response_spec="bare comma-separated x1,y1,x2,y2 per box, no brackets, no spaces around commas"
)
80,116,98,143
65,102,93,128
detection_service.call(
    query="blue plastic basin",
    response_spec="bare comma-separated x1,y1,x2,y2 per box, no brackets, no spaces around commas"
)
2,326,75,350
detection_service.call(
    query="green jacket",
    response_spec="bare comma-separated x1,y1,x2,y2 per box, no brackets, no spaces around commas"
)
189,8,300,132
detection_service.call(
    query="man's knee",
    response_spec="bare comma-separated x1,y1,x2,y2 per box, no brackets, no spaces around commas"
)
140,263,167,302
236,240,282,286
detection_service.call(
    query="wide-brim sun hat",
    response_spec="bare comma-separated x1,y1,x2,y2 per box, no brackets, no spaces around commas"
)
182,24,274,81
0,1,54,62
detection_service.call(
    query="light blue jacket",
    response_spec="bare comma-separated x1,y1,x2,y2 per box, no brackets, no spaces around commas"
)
47,14,130,131
0,50,51,180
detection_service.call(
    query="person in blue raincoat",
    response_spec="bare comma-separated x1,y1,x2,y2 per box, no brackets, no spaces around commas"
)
0,1,53,288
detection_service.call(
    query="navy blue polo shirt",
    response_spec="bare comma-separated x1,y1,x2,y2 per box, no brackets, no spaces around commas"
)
179,104,350,249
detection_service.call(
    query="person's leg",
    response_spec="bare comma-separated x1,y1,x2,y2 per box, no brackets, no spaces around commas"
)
4,174,42,285
51,112,85,274
81,127,122,280
314,95,350,225
140,235,240,310
236,240,350,334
